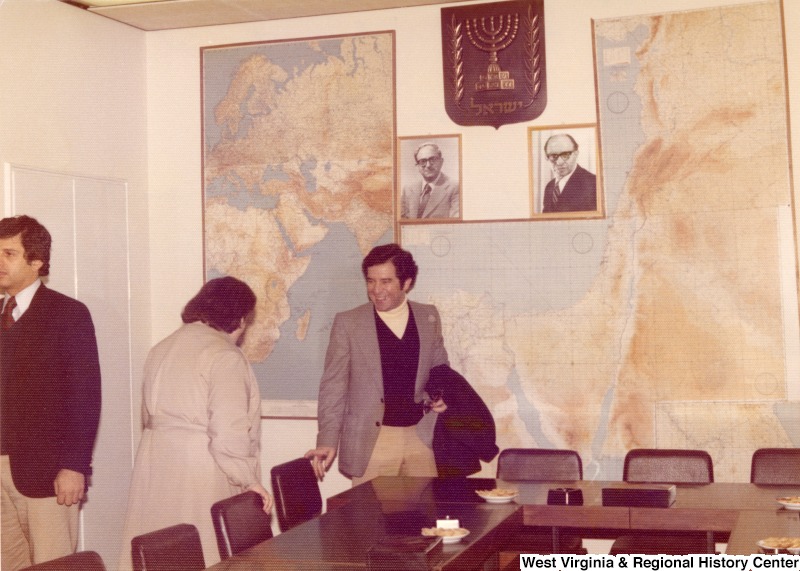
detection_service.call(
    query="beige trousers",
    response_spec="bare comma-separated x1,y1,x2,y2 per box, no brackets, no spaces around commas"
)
1,455,79,571
351,424,438,487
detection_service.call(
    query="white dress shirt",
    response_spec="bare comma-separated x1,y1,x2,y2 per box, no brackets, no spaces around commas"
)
3,278,41,321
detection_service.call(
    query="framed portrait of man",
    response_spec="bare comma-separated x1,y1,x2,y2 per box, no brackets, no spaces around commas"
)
398,134,462,222
528,124,604,218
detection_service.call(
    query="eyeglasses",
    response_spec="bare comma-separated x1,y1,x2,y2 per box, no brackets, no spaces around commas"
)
416,157,441,166
546,150,576,163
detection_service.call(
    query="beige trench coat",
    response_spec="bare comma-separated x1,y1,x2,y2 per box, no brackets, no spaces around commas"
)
118,322,262,570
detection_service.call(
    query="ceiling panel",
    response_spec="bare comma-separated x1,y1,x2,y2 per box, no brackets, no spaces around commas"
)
58,0,466,31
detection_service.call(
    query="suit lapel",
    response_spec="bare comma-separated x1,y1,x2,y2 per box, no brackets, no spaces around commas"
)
353,304,383,389
7,284,49,333
423,186,445,216
561,165,585,200
410,302,431,391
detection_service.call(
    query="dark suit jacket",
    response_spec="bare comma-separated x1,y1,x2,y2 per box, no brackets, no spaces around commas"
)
543,164,597,213
425,365,498,478
0,284,101,498
316,301,449,478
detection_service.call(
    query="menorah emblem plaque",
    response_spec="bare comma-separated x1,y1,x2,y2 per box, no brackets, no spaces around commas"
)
466,14,519,92
441,0,546,129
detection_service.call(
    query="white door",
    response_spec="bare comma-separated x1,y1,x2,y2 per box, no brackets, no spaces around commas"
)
8,164,133,568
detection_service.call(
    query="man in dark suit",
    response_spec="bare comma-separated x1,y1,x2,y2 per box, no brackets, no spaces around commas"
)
542,134,598,213
401,143,460,219
0,215,101,570
306,244,449,485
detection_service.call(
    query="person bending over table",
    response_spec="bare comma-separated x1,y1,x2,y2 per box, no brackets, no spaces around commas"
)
306,243,449,486
118,277,272,570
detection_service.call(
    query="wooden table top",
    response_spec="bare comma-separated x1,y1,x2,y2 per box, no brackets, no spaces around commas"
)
205,497,522,571
328,476,800,533
726,509,800,555
207,476,799,568
520,480,800,531
326,476,502,511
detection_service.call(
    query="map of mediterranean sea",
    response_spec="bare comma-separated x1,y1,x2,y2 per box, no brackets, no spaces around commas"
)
403,1,798,481
202,33,395,400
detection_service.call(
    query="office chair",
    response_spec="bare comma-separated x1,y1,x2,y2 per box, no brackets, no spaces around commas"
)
497,448,583,482
750,448,800,485
270,457,323,532
211,490,274,559
21,551,105,571
130,523,205,571
609,449,714,555
496,449,586,567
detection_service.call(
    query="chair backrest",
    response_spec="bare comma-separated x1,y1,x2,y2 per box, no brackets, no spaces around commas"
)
623,449,713,484
211,490,273,559
750,448,800,485
21,551,105,571
496,448,583,481
270,457,323,532
131,523,205,571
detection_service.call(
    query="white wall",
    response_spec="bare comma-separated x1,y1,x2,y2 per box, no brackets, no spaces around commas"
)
0,0,150,565
0,0,152,375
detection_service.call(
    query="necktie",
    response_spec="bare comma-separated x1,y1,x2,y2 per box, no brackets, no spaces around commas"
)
2,296,16,331
553,181,562,205
418,184,432,217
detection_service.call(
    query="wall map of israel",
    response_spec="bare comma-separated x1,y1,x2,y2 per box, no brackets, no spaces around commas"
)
403,0,798,481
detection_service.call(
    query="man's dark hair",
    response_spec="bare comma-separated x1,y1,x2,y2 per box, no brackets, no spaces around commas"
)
0,215,51,276
361,243,419,289
181,276,257,333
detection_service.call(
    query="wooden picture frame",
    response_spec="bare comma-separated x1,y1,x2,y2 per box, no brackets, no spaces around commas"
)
397,134,462,223
528,123,604,218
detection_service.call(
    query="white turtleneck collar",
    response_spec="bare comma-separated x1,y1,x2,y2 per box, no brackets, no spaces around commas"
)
376,297,410,338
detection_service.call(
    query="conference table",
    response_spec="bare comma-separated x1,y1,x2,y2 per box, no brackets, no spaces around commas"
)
206,478,522,570
206,476,800,569
329,477,800,553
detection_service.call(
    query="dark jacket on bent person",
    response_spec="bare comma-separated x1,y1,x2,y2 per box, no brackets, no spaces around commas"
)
425,364,498,478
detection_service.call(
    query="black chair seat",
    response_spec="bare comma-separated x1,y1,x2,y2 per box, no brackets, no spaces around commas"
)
21,551,105,571
496,448,587,567
497,448,583,482
270,457,323,532
131,523,205,571
211,490,273,559
609,449,714,556
622,449,714,485
751,448,800,485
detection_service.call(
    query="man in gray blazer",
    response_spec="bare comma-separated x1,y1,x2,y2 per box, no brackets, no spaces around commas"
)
401,143,460,219
306,244,449,484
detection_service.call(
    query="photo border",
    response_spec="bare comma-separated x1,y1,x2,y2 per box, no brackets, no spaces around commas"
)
397,134,463,224
528,123,605,219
